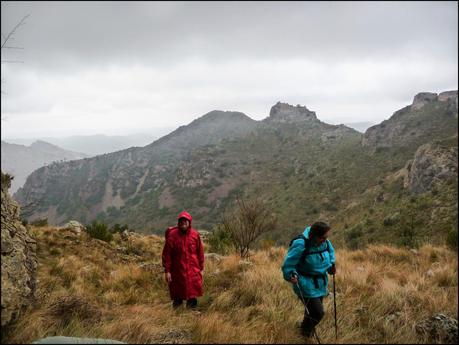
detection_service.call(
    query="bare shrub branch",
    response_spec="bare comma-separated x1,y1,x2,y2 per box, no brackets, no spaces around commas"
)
220,196,277,258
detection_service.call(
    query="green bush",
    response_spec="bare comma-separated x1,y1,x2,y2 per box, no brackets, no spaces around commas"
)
85,221,113,242
207,225,234,255
383,212,400,226
110,223,129,234
345,225,363,250
446,227,458,251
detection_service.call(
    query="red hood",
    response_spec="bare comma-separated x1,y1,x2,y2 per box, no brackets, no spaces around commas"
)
177,211,193,226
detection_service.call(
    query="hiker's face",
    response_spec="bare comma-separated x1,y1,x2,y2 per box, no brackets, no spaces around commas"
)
315,231,329,245
178,218,190,231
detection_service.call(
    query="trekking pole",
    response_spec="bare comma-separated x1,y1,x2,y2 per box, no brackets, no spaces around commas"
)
293,274,321,345
333,272,337,341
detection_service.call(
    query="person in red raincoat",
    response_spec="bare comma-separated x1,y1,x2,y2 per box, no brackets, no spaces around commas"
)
162,211,205,308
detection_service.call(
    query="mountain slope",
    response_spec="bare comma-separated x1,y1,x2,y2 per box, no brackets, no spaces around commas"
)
14,111,258,226
1,140,88,193
15,92,458,248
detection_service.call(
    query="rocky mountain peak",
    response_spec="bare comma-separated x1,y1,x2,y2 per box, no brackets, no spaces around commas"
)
411,90,458,111
266,102,318,123
411,92,438,110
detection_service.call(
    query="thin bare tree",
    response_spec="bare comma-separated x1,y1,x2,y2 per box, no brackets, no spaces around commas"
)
1,6,30,98
1,4,30,129
1,13,30,62
220,196,277,258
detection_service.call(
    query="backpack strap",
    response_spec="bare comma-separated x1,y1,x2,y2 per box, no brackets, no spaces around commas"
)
292,235,332,263
289,234,305,247
289,234,310,263
299,236,310,263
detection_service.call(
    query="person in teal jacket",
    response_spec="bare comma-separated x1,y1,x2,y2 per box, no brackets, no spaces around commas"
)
281,221,336,338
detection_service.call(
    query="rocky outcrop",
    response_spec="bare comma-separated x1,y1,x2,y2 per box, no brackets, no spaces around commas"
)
411,92,438,110
362,90,458,150
412,90,458,112
438,90,458,103
403,143,458,194
266,102,318,123
1,171,37,327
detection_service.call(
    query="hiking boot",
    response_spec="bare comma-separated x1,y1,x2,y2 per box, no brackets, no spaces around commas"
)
186,298,198,309
172,299,183,308
300,327,314,339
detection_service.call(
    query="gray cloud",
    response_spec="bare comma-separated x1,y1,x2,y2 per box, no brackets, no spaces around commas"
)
2,1,457,68
1,1,457,138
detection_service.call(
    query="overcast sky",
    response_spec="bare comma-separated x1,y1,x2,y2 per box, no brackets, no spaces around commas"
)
1,1,457,139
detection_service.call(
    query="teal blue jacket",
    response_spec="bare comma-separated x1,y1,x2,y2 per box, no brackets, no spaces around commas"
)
281,226,336,298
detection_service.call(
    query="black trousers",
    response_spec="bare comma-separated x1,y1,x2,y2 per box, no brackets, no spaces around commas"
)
300,297,325,335
173,298,197,308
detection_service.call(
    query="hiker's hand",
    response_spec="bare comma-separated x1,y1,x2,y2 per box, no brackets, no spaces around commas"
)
290,274,298,284
165,272,172,284
328,264,336,275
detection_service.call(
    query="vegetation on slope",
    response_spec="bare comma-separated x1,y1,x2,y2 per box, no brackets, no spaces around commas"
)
2,226,457,344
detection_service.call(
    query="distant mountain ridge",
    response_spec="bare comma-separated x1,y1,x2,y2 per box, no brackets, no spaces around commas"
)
4,130,173,156
14,91,458,248
1,140,88,193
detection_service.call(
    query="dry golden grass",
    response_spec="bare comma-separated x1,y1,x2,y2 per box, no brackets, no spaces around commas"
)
2,227,457,344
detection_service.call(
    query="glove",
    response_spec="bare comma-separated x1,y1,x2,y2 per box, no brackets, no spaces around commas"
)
328,264,336,275
290,272,298,284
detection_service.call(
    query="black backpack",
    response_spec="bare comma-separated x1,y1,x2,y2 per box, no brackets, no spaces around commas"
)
289,234,330,263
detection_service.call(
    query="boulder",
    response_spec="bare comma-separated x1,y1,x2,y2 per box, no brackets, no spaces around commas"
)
1,171,38,327
415,313,458,344
61,220,85,235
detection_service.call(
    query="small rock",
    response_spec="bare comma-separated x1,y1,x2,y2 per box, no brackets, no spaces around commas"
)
198,230,210,240
385,311,402,323
205,253,223,263
238,260,253,268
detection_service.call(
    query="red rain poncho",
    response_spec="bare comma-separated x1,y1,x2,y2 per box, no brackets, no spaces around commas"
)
162,211,205,300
